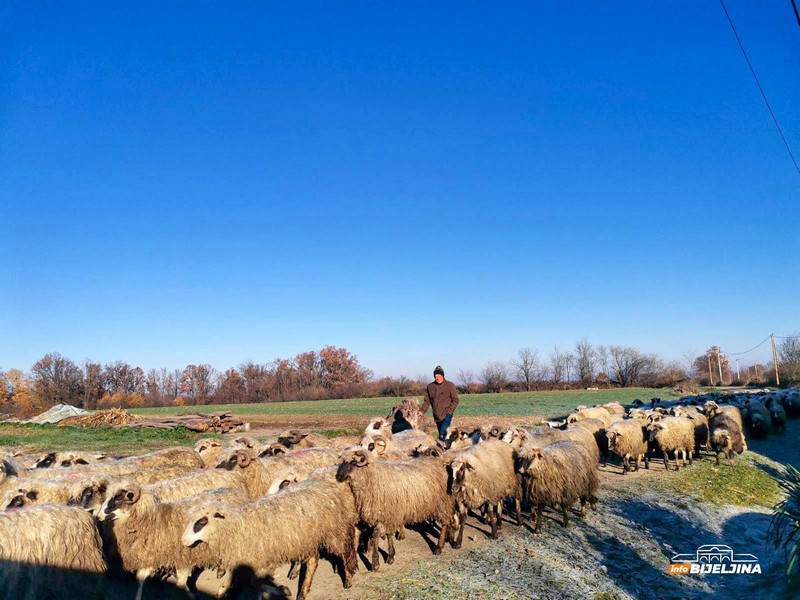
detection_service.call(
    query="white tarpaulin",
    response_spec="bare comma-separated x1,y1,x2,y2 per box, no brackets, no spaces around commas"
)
27,403,89,424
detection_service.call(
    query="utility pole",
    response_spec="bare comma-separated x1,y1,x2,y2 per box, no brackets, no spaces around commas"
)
717,349,724,385
771,333,781,386
735,359,740,381
707,354,714,386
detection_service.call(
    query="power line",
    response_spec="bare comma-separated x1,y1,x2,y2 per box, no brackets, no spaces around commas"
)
792,0,800,30
720,334,772,356
719,0,800,175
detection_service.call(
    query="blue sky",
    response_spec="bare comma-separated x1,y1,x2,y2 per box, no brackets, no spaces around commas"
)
1,1,798,378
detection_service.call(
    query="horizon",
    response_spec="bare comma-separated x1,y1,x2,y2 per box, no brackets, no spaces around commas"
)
2,2,798,378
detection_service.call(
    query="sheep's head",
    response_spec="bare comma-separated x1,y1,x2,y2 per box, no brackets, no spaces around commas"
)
703,401,720,417
98,483,141,523
182,505,229,548
267,469,301,495
361,434,389,456
442,427,470,450
500,426,529,448
216,448,254,471
515,447,545,474
566,414,579,424
365,418,392,438
412,444,442,458
336,448,371,482
606,430,621,452
195,439,223,454
34,452,58,469
647,413,664,424
711,430,730,452
480,425,502,440
448,457,475,495
278,430,307,448
2,487,38,510
258,443,289,458
67,478,109,515
233,437,259,450
646,422,665,442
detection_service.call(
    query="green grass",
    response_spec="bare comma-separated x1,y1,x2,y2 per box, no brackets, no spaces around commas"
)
657,453,781,508
0,423,211,456
132,388,676,420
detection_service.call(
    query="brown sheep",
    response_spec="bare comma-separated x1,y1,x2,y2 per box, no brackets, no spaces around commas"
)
606,419,649,473
646,416,695,470
515,440,599,532
182,475,359,600
709,414,746,465
336,448,455,569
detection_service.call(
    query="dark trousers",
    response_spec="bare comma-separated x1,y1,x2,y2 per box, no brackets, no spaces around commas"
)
435,413,453,442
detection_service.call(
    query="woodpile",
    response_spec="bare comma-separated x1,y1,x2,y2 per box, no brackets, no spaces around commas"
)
130,411,244,433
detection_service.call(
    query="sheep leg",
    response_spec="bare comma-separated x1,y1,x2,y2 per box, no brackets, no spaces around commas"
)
489,507,499,540
716,451,722,466
385,531,396,565
287,560,300,580
580,497,587,518
395,527,405,541
175,568,191,592
589,494,598,511
622,456,629,473
534,505,543,533
496,501,503,530
562,506,569,528
134,568,152,600
663,451,670,471
369,528,381,571
341,532,358,589
515,493,522,527
454,509,466,549
434,523,449,555
644,454,649,469
633,456,640,471
687,448,693,466
297,554,319,600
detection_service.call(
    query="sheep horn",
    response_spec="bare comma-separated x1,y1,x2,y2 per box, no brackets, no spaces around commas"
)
126,485,141,504
354,450,369,466
236,450,252,468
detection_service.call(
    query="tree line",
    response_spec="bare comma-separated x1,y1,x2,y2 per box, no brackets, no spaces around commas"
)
1,336,797,417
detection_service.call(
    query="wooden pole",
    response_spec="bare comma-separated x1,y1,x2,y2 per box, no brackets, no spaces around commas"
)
771,334,781,386
716,349,724,385
707,354,714,386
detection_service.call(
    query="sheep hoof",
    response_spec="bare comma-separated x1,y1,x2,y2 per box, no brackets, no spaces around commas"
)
433,547,442,556
386,555,394,565
453,541,462,550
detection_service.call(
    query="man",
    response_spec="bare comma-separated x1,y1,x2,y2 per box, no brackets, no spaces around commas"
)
420,365,460,443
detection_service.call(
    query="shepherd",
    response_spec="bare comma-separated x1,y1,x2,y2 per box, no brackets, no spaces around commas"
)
419,365,460,443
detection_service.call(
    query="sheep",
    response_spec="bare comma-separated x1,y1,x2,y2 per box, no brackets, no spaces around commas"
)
116,446,205,470
606,419,649,473
745,401,771,439
501,426,567,451
646,416,695,470
0,456,23,484
783,392,800,419
603,401,626,416
216,447,342,498
766,399,787,434
364,417,393,439
258,442,290,458
566,406,613,427
561,424,601,464
146,468,250,502
336,447,455,569
515,440,599,532
442,426,480,450
0,505,106,596
709,414,746,465
385,397,423,432
33,451,105,469
704,402,748,451
359,434,414,461
278,430,338,449
195,438,226,467
447,439,522,547
99,482,248,599
182,475,359,600
369,428,438,454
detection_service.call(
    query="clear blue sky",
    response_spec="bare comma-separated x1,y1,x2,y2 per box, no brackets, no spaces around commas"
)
1,1,798,378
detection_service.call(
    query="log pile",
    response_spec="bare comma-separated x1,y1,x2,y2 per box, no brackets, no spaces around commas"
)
130,411,244,433
59,408,140,427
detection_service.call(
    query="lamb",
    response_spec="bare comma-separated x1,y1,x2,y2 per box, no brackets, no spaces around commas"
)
447,439,522,547
182,475,359,600
646,416,695,470
194,438,226,467
515,440,599,532
606,419,649,473
709,414,746,465
0,505,106,596
99,482,248,599
216,447,342,498
336,447,455,569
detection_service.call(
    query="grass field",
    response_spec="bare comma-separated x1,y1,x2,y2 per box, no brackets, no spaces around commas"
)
131,387,679,419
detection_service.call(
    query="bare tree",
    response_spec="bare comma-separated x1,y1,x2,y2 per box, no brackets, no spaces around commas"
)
30,353,84,407
549,346,568,385
608,346,657,387
574,338,596,387
479,361,509,393
511,347,540,391
596,345,611,382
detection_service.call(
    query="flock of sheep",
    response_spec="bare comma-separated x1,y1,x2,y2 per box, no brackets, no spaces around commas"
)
0,388,798,599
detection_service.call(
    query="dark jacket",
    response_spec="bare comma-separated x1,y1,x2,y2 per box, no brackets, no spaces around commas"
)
421,380,459,422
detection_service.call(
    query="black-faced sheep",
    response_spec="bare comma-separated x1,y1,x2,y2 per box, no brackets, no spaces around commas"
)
515,440,599,532
745,402,771,439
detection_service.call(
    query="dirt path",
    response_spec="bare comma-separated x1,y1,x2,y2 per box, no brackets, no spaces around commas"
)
269,429,796,600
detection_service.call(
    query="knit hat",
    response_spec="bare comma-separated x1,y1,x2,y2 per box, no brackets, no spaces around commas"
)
433,365,445,377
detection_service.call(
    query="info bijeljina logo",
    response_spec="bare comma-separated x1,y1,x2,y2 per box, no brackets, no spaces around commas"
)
668,544,762,575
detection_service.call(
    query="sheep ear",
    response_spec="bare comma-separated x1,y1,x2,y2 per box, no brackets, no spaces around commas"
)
26,490,37,500
465,462,475,471
75,458,89,465
371,421,381,430
213,512,225,519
